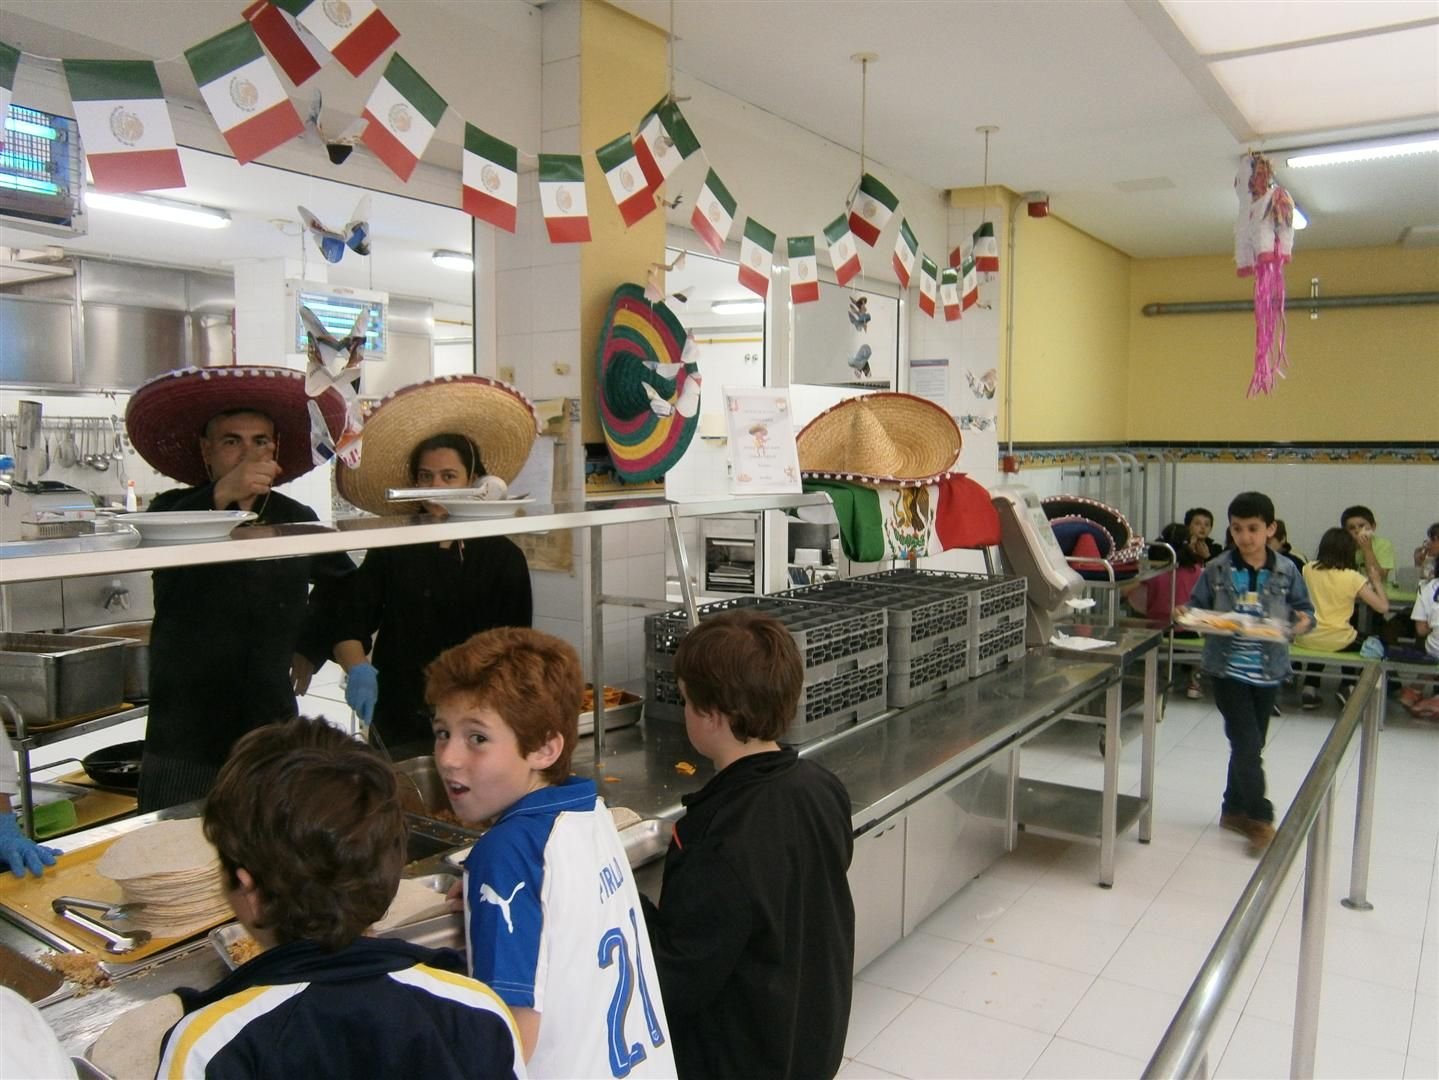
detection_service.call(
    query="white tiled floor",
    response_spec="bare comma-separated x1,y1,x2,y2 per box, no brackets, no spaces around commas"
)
844,691,1439,1079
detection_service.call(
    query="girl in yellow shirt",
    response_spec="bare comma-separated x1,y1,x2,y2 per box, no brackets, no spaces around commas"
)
1297,527,1388,709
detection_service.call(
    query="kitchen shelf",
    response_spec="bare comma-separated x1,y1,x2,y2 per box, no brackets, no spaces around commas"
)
1015,779,1148,845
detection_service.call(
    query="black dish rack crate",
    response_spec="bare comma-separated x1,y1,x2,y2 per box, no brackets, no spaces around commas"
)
851,569,1027,677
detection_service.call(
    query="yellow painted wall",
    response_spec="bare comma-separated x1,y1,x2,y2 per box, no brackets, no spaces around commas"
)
578,0,668,442
1127,247,1439,441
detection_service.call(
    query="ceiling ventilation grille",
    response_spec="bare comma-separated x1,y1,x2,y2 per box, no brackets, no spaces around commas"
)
0,105,86,238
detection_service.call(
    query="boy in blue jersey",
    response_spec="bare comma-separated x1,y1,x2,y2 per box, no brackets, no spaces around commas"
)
156,717,523,1080
1186,492,1314,853
428,627,674,1079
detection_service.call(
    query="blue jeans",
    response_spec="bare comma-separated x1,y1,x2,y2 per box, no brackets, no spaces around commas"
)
1214,678,1278,823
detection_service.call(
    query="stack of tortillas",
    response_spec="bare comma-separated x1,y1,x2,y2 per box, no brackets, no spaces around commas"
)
96,819,230,939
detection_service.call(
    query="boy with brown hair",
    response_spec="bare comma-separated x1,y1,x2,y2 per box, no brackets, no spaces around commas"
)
427,627,674,1078
156,716,523,1079
640,611,855,1080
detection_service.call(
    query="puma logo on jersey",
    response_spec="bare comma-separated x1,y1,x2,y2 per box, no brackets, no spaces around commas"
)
478,880,526,933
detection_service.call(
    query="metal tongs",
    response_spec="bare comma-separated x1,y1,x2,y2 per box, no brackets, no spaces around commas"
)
51,896,151,954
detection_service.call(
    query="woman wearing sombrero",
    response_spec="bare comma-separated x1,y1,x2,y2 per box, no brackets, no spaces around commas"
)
329,375,537,749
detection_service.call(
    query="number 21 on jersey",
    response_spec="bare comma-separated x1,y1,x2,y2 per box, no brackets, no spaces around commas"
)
597,907,665,1078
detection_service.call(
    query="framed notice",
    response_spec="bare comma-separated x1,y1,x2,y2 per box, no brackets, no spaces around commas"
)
723,387,802,494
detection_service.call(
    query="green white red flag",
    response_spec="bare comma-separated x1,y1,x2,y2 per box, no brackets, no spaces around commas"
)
848,172,897,246
917,256,938,317
633,97,700,195
738,218,775,298
596,133,654,227
823,214,861,286
788,236,820,304
242,1,326,86
892,218,918,288
961,252,979,310
360,53,445,182
973,221,999,273
462,124,517,232
185,24,303,166
64,60,185,192
0,41,19,153
538,154,590,243
272,0,398,78
940,267,961,321
690,169,735,255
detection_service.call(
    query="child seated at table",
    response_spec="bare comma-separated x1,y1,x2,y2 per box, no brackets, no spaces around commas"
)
1126,523,1207,698
1296,528,1388,710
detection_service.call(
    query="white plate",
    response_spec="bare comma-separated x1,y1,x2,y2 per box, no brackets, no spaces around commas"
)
124,510,256,543
431,497,533,519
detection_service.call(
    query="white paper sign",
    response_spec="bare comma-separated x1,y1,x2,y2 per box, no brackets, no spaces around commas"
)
723,387,802,494
909,357,949,409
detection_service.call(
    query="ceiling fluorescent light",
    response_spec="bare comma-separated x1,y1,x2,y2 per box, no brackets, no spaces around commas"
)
86,191,230,229
1292,206,1308,230
432,250,474,272
1286,132,1439,169
711,299,765,315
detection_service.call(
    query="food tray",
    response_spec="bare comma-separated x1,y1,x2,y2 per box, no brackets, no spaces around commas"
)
0,633,127,729
779,579,972,655
645,595,885,672
1174,610,1289,640
887,636,970,708
972,616,1027,677
579,687,644,736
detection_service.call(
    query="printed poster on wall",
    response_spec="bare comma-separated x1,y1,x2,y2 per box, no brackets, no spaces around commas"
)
723,387,801,494
908,357,949,411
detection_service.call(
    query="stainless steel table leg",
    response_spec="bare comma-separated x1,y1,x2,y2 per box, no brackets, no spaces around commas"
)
1140,648,1157,843
590,525,606,759
1100,679,1121,887
1005,747,1019,852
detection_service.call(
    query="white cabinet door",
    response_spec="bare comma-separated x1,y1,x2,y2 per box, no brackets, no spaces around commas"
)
903,760,1010,935
850,817,905,972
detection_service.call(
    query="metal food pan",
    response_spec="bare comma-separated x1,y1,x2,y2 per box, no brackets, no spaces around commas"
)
0,633,127,728
579,688,644,736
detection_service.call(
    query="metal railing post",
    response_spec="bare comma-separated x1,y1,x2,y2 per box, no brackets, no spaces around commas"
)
1342,682,1381,911
590,525,607,758
1292,786,1333,1078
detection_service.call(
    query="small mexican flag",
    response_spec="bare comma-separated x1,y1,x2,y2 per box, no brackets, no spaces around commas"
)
940,267,961,321
690,169,736,256
973,220,999,273
848,172,898,246
186,24,303,166
961,253,979,310
360,53,445,182
633,97,700,195
892,218,918,288
788,236,820,304
538,154,590,243
462,123,517,232
917,256,938,318
64,60,184,193
596,133,654,227
823,214,861,286
242,1,326,86
738,218,776,298
0,41,19,153
273,0,398,78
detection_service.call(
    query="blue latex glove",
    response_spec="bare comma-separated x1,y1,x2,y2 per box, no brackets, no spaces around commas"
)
0,811,60,878
345,662,379,724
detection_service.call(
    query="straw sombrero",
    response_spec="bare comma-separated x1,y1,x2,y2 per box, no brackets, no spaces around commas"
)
337,375,538,516
597,283,699,483
126,366,348,487
797,393,962,488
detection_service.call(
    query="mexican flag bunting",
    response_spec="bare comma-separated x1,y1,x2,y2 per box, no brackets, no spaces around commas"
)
185,24,303,166
737,218,776,298
848,172,898,246
690,169,736,256
961,252,979,310
242,1,326,86
0,41,18,152
973,220,999,273
272,0,398,78
596,133,654,227
360,54,445,182
633,97,700,194
64,60,185,192
823,214,861,286
892,218,918,288
538,154,590,243
462,123,517,232
940,267,961,321
788,236,820,304
917,256,938,317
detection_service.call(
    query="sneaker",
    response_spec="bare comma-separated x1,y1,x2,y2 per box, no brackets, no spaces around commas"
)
1336,686,1352,709
1272,703,1282,717
1186,678,1202,700
1220,813,1249,836
1245,819,1276,852
1301,688,1321,711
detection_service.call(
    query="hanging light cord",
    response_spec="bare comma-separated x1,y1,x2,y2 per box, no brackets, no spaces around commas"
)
667,0,676,102
981,128,991,225
859,57,869,178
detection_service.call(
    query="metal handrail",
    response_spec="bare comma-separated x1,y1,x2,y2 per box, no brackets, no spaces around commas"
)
1143,665,1385,1079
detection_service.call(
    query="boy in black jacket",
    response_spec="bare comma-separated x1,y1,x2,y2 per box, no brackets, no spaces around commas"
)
642,611,855,1080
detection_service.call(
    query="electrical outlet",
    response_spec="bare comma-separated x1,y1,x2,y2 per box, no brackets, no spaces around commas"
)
498,365,515,382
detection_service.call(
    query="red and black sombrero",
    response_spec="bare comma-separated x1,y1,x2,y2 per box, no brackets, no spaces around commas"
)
126,366,348,487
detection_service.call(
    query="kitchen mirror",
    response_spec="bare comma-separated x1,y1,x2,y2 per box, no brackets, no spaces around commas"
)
790,276,897,390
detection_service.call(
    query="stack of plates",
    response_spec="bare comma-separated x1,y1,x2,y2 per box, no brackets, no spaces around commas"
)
96,819,231,939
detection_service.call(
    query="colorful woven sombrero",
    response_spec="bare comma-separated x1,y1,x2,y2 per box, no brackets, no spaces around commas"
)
126,366,348,487
596,283,699,483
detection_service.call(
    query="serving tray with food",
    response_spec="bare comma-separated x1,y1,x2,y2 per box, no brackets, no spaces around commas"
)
1174,608,1290,640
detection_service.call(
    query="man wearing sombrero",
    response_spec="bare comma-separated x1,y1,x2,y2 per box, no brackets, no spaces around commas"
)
125,367,356,811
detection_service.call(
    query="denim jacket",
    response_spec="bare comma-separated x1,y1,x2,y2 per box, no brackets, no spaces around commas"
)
1188,548,1314,683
